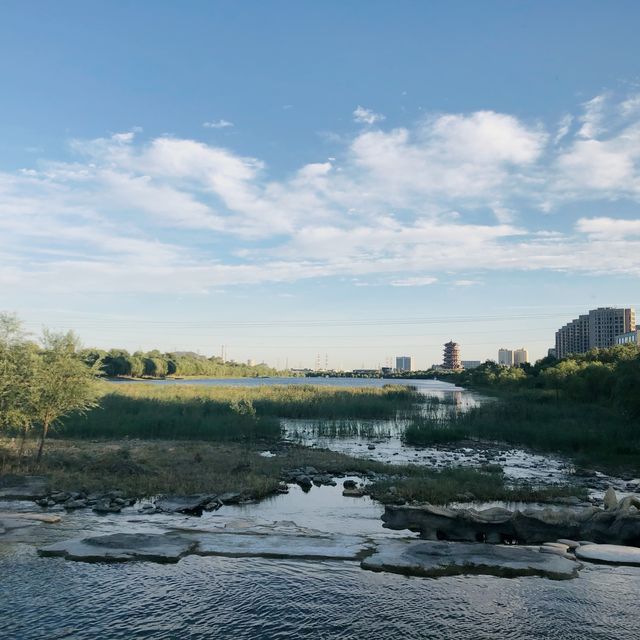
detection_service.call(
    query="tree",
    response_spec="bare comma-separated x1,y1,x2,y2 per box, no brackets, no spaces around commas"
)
31,330,99,463
0,313,39,457
541,359,582,401
614,357,640,418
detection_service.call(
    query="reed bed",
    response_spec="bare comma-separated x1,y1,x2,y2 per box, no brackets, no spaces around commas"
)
403,393,640,471
56,383,423,442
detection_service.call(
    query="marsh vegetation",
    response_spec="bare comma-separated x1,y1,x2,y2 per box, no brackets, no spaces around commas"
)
56,383,423,441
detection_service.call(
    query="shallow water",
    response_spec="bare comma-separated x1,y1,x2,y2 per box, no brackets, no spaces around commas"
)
3,378,640,639
4,548,640,640
3,483,640,640
3,481,640,639
109,376,462,391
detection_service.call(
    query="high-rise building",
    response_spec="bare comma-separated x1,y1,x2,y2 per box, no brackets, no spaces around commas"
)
498,348,513,366
395,356,412,372
555,307,636,359
513,348,529,366
443,341,461,370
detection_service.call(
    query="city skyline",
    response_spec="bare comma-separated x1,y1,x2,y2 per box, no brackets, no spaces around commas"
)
2,3,640,368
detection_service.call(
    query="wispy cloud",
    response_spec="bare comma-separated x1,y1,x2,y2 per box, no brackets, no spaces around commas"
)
353,105,385,125
390,276,438,287
554,114,573,144
203,119,234,129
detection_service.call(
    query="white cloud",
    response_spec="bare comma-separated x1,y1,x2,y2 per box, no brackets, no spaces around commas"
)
390,276,438,287
4,94,640,296
453,279,481,287
554,114,573,144
577,94,607,139
203,119,234,129
620,94,640,117
576,216,640,238
353,105,385,125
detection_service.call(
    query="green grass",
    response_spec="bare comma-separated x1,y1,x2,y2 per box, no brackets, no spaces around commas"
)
369,467,586,505
55,383,422,442
403,392,640,472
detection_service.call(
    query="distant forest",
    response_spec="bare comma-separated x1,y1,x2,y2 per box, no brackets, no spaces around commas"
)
79,349,282,379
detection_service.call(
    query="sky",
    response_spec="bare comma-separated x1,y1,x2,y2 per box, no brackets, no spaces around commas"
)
2,1,640,369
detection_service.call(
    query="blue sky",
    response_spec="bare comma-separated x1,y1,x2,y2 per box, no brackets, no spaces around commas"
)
2,1,640,368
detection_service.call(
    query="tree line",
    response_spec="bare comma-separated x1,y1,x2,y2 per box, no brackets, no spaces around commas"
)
438,343,640,418
80,348,281,379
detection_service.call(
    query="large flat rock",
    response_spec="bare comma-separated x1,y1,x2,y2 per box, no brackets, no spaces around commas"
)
39,533,196,563
361,540,581,580
192,530,369,560
38,522,373,564
575,544,640,566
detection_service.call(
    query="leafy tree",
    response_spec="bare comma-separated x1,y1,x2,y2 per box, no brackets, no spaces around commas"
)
614,357,640,418
31,330,99,463
0,314,39,456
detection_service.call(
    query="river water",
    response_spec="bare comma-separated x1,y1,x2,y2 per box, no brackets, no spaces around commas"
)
2,378,639,639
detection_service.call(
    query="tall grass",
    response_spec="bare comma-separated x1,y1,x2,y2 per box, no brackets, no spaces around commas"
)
288,419,396,439
403,392,640,469
369,467,586,505
57,383,423,442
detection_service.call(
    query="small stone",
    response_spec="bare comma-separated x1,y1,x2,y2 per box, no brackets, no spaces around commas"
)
557,539,580,550
342,488,365,498
92,500,121,514
603,487,618,510
539,546,572,559
295,475,312,490
64,499,87,510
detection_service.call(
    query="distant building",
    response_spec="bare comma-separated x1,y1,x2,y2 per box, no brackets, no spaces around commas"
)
381,366,394,376
247,358,255,367
513,348,529,366
443,341,461,370
461,360,481,369
555,307,636,359
395,356,412,372
498,349,513,366
615,327,640,345
547,348,557,358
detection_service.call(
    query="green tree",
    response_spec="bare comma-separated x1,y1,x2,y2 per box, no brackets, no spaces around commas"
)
0,314,39,457
31,330,99,463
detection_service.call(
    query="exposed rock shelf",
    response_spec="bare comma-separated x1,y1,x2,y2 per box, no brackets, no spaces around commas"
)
361,540,581,580
38,521,373,564
382,493,640,545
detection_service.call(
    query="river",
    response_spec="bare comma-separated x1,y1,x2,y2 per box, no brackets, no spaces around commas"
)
1,378,639,639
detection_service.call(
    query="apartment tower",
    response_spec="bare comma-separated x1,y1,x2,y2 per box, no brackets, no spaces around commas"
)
555,307,635,359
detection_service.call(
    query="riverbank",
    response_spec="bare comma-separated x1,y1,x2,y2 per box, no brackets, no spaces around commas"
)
0,436,585,507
